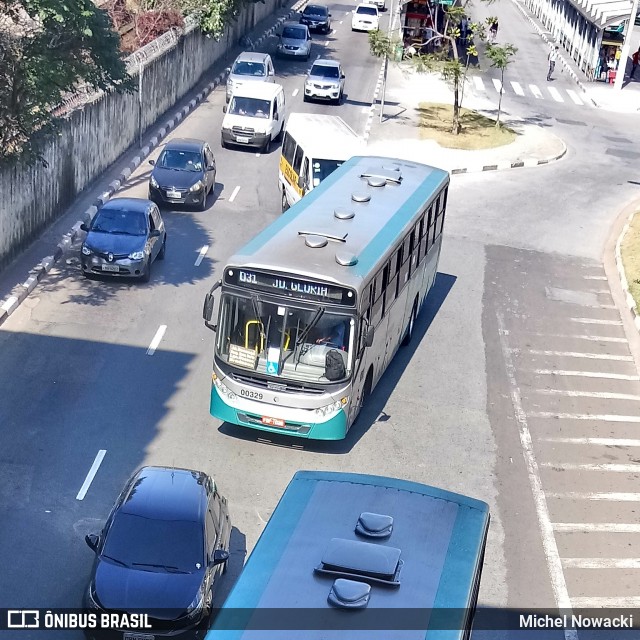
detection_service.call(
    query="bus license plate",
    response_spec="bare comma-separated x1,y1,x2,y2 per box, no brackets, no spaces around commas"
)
123,635,154,640
261,416,285,428
102,264,120,272
236,136,250,144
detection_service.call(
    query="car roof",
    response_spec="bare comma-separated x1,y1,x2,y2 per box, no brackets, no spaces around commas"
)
118,466,210,523
163,138,206,152
356,3,378,7
283,21,308,30
231,82,283,99
235,51,271,63
311,58,340,68
101,198,153,213
304,4,328,10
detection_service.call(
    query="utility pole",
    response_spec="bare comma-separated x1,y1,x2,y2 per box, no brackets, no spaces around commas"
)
379,0,397,122
614,0,639,90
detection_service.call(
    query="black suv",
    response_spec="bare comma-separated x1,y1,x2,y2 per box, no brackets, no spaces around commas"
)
300,4,331,33
84,466,231,638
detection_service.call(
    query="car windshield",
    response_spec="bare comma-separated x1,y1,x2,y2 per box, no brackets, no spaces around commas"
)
232,60,266,77
311,64,340,78
283,26,306,39
216,294,355,384
311,158,344,187
228,97,271,118
90,209,147,235
305,5,327,15
357,5,377,14
157,149,202,172
102,513,204,573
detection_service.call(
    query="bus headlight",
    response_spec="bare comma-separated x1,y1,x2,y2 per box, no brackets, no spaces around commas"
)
315,398,347,417
213,375,236,401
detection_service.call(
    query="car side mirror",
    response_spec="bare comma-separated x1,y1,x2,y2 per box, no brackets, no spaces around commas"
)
269,69,274,76
207,164,215,171
225,67,231,74
341,73,345,79
211,549,230,566
329,12,332,16
222,105,227,113
85,534,100,553
150,229,161,238
80,222,89,232
297,175,304,189
364,327,375,347
274,112,279,121
148,159,155,166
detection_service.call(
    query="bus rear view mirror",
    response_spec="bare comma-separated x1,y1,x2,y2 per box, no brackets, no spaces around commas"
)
364,327,375,347
203,280,222,331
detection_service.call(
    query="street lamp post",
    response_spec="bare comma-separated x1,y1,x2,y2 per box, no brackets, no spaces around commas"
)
138,62,144,148
613,0,639,90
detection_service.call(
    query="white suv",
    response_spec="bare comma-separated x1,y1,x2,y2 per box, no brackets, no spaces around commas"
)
352,3,380,31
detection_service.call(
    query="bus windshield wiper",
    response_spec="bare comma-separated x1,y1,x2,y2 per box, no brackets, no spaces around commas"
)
250,295,266,347
288,307,325,367
102,554,130,568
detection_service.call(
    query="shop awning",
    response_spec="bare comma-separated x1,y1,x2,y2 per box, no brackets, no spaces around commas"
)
567,0,633,29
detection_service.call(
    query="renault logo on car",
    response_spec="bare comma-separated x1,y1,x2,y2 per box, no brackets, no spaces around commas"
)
108,253,114,262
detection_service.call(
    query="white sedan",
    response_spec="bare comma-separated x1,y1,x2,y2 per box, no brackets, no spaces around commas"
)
351,3,380,31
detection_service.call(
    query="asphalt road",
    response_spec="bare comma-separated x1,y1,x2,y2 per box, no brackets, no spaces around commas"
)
2,0,640,637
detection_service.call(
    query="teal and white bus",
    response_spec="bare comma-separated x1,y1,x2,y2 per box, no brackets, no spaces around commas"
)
203,156,449,440
206,470,490,640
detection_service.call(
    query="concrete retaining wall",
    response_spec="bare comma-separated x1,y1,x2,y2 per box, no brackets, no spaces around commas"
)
0,0,282,272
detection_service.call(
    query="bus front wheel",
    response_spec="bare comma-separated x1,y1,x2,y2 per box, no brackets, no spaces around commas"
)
281,190,289,213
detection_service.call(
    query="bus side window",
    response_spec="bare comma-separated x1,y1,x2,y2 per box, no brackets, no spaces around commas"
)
282,132,296,166
398,233,412,288
386,250,400,305
371,268,385,326
292,144,304,176
380,264,390,316
418,213,427,263
430,201,439,246
426,205,434,251
409,226,417,273
438,188,447,235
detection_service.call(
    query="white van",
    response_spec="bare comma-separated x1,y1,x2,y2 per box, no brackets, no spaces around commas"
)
221,83,287,154
278,112,364,211
351,3,380,31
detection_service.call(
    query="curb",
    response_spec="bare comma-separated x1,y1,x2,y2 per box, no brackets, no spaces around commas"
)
0,3,307,329
364,60,387,143
449,137,567,174
614,209,640,333
509,0,599,108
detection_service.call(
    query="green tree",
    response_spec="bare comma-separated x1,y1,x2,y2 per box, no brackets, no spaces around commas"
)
0,0,134,165
185,0,264,38
368,1,494,134
484,42,517,126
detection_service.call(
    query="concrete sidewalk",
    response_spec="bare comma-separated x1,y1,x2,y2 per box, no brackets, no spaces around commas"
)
365,64,567,174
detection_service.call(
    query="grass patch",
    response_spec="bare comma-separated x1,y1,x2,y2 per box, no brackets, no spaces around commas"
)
621,211,640,312
417,102,517,149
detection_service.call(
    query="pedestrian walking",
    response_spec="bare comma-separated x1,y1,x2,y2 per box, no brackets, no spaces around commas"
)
547,45,559,81
632,47,640,78
489,19,498,43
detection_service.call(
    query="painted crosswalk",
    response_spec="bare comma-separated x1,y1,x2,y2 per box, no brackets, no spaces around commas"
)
469,74,592,107
491,251,640,611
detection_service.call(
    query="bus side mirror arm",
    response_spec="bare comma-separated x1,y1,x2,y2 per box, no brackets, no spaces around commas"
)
203,280,222,332
364,326,374,347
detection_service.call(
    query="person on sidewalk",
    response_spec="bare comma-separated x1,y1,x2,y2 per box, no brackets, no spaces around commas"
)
547,45,559,81
489,19,498,43
632,47,640,79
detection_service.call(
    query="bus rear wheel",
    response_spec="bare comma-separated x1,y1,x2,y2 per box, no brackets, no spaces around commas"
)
402,303,417,346
281,189,289,213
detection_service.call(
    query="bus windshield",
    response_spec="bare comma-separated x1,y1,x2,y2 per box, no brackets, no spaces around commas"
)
216,294,354,383
311,158,344,187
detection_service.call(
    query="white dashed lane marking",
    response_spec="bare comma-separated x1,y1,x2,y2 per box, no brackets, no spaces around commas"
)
548,492,640,501
228,186,241,202
492,78,503,94
566,89,583,105
194,245,209,267
544,437,640,446
76,450,107,500
529,84,543,99
532,369,640,380
147,325,167,356
511,81,525,96
547,86,564,102
527,349,633,360
536,388,640,400
292,88,299,97
531,412,640,422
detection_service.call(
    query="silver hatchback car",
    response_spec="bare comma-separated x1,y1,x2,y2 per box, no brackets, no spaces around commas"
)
304,59,345,103
226,51,275,103
277,23,312,60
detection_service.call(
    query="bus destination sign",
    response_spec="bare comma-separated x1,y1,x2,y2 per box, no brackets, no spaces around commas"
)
225,269,355,306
